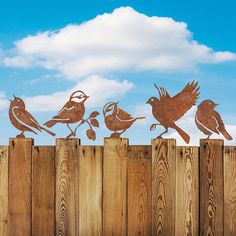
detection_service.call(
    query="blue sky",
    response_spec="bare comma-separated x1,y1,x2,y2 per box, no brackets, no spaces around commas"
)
0,0,236,145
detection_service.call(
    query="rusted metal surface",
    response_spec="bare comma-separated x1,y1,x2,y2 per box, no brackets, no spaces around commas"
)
44,90,99,140
195,99,233,140
146,81,200,144
9,95,56,138
103,101,145,137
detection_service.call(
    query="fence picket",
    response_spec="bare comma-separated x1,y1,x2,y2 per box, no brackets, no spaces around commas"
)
200,139,224,235
8,138,33,235
103,138,128,236
152,138,176,236
32,146,55,236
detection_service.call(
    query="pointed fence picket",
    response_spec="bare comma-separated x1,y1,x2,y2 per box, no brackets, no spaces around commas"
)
0,138,235,235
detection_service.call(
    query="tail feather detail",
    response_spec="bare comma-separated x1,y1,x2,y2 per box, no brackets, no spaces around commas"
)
173,124,190,144
219,125,233,141
40,126,56,137
135,116,146,120
44,120,57,128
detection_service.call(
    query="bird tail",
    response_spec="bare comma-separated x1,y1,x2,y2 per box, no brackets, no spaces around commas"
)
172,124,190,144
219,125,233,141
40,126,56,137
44,120,57,128
135,116,146,120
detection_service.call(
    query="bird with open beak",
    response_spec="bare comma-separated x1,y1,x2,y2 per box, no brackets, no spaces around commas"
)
9,95,56,138
103,101,145,137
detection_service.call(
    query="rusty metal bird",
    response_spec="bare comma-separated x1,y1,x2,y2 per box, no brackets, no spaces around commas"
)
103,101,145,137
195,99,232,140
146,81,200,144
44,90,99,139
9,95,56,138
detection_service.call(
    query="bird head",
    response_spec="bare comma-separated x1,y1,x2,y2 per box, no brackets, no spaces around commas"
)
103,101,118,117
9,95,25,108
146,97,159,106
70,90,89,103
199,99,218,109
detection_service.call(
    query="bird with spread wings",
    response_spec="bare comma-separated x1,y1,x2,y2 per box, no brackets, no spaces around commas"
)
146,81,200,143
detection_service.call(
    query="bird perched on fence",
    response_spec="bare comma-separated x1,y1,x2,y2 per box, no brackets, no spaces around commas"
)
9,95,56,138
146,81,200,144
44,90,90,138
103,101,145,137
195,99,232,140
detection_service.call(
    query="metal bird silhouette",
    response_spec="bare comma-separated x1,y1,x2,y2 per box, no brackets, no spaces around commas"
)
44,90,99,140
195,99,233,140
9,95,56,138
146,81,200,144
103,101,145,137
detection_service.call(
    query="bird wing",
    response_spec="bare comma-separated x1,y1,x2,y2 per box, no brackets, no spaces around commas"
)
169,81,200,121
117,108,134,120
155,85,170,101
53,101,75,120
196,112,219,134
12,106,41,130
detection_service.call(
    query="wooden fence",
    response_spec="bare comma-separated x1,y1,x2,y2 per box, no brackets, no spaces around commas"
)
0,138,235,235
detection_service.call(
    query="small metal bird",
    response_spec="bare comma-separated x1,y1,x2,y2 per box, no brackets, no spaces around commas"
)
146,81,200,144
195,99,233,140
103,101,145,137
9,95,56,138
44,90,99,139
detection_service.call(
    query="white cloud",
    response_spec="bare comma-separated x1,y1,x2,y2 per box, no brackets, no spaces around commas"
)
2,7,236,79
22,75,133,112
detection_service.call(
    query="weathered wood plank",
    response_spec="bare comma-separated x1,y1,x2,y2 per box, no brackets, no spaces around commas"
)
56,138,80,236
32,146,55,236
152,138,176,236
8,138,33,236
0,146,8,235
200,139,223,235
103,138,128,236
224,146,236,235
127,145,152,236
176,146,199,236
79,146,102,236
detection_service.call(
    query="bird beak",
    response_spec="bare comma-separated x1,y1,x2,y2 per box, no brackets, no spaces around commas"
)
114,101,119,105
13,94,16,98
146,100,149,104
9,99,12,102
84,95,89,100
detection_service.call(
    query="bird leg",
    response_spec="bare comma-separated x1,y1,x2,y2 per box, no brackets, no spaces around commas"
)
111,131,121,138
206,134,212,139
66,124,76,138
16,131,25,138
156,128,168,139
150,123,161,131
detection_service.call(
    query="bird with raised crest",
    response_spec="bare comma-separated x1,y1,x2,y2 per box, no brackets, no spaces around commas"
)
9,95,56,138
195,99,233,140
44,90,91,138
103,101,145,137
146,81,200,144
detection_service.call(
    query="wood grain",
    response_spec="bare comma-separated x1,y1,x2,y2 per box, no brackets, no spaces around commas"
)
55,138,80,236
224,146,236,235
176,146,199,236
127,145,152,236
200,139,223,235
152,138,176,236
79,146,103,236
0,146,8,235
8,138,33,236
32,146,55,236
103,138,128,236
